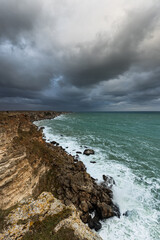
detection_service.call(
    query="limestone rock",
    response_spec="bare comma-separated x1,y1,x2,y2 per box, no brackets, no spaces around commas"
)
0,113,52,210
0,192,102,240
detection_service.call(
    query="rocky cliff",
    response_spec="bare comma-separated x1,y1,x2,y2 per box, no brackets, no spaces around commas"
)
0,111,119,239
0,111,62,210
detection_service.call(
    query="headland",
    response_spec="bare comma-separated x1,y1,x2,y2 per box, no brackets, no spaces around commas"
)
0,111,119,240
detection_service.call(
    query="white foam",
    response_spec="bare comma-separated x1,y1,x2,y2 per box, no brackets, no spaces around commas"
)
34,119,160,240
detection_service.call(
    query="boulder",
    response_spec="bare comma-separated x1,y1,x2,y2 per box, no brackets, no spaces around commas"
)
123,210,134,217
76,151,82,154
79,200,89,212
50,141,59,146
102,175,115,188
97,202,114,219
88,216,102,231
83,149,95,156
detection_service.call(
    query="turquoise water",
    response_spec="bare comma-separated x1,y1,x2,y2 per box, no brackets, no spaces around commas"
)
35,113,160,240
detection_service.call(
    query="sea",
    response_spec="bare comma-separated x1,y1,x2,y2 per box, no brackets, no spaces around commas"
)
34,112,160,240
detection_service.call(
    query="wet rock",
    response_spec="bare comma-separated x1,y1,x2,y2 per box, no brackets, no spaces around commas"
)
81,212,90,223
93,216,102,232
88,216,102,231
102,175,107,181
76,154,79,158
123,210,133,217
88,218,95,229
83,149,95,156
50,141,59,146
102,175,115,188
76,151,82,154
51,140,56,144
113,204,121,218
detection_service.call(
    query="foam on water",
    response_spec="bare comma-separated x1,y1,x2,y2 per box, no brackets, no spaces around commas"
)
34,115,160,240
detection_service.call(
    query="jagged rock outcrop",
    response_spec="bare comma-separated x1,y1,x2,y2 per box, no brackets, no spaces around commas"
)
42,144,120,227
0,192,102,240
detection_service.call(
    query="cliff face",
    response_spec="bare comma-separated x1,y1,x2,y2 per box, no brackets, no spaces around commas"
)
0,111,61,209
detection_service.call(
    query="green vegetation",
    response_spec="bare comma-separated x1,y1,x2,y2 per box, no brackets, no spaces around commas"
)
12,122,63,199
22,208,80,240
23,227,79,240
0,205,17,232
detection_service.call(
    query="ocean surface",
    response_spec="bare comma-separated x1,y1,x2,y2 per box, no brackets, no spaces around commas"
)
35,112,160,240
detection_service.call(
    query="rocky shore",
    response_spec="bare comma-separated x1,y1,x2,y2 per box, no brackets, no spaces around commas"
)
0,111,119,239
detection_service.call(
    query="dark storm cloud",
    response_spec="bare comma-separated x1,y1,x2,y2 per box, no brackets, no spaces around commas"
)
0,48,55,90
0,0,58,92
61,7,159,87
0,0,41,43
0,0,160,111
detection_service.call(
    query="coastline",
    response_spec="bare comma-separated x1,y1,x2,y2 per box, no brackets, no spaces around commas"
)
0,111,119,239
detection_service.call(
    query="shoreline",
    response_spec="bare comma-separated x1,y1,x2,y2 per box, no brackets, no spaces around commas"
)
0,111,119,239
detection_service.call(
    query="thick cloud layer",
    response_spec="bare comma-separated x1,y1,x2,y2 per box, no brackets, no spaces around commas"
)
0,0,160,111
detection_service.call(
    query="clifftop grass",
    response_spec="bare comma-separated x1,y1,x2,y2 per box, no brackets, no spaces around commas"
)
21,208,80,240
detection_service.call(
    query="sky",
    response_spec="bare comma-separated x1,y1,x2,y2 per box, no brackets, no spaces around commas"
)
0,0,160,111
